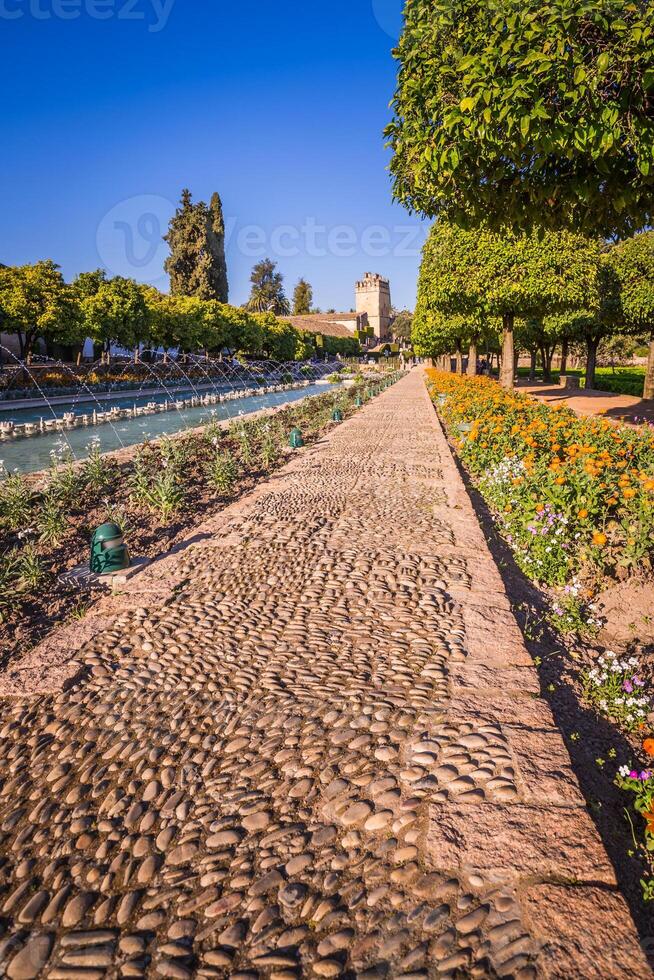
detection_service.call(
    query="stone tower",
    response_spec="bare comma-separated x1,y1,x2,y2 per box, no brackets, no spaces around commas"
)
355,273,392,340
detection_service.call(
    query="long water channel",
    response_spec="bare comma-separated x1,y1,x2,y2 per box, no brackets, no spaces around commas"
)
1,383,336,475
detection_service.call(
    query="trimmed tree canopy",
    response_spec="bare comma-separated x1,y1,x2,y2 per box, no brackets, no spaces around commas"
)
0,260,82,360
387,0,654,237
610,230,654,398
414,221,601,386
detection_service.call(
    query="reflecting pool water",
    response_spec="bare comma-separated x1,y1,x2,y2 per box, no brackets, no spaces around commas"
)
2,383,335,476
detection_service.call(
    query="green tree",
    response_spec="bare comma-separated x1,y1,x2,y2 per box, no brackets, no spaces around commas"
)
253,313,298,360
391,310,413,342
164,189,229,301
386,0,654,238
73,268,107,301
292,278,313,315
0,261,83,360
295,332,315,361
610,231,654,400
145,292,202,356
563,255,621,390
208,193,229,303
415,222,601,387
412,309,468,371
518,317,562,382
81,276,150,357
246,259,290,315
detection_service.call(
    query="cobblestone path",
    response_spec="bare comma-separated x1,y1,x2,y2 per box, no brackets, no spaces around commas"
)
0,372,649,979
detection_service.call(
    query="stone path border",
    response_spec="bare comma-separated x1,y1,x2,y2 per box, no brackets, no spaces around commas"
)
0,370,649,979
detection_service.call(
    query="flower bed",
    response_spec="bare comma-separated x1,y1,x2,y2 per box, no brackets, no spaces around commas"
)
426,369,654,897
426,370,654,587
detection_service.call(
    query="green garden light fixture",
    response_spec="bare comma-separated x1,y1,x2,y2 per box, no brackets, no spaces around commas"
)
332,408,343,422
289,427,304,449
355,395,363,408
90,522,131,576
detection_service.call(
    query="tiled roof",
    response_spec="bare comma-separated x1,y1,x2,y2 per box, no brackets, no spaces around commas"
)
286,314,358,339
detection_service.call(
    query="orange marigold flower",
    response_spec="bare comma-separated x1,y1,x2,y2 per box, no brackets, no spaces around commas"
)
592,531,608,547
555,477,566,485
578,509,589,519
643,739,654,757
623,488,637,500
645,810,654,837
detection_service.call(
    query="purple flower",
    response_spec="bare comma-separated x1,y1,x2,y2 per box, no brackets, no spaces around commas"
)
623,680,634,694
634,677,645,688
630,770,640,780
640,771,652,781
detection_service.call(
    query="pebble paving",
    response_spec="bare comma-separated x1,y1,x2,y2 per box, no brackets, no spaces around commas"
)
0,371,650,979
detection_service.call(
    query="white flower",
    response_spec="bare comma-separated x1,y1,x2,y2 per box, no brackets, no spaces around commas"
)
619,766,631,778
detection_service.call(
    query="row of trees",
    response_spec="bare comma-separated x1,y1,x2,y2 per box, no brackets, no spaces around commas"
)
0,262,359,363
388,0,654,399
0,187,338,365
413,226,654,398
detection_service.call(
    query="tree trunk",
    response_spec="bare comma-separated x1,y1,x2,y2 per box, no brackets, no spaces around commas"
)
644,329,654,401
455,344,463,375
500,314,515,390
467,341,477,376
586,337,598,391
529,350,537,381
541,346,553,383
560,338,569,377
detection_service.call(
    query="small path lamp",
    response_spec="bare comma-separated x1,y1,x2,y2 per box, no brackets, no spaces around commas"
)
289,427,304,449
332,408,343,423
90,522,131,576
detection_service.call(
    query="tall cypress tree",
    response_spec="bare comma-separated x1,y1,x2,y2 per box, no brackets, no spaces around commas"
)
208,192,229,303
164,189,228,301
292,278,313,315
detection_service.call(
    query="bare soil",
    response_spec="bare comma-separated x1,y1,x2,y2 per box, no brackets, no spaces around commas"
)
520,379,654,426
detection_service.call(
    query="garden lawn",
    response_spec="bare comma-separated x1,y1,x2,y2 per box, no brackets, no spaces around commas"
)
517,366,647,398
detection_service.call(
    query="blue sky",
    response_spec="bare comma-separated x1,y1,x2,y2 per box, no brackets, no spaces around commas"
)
0,0,427,311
